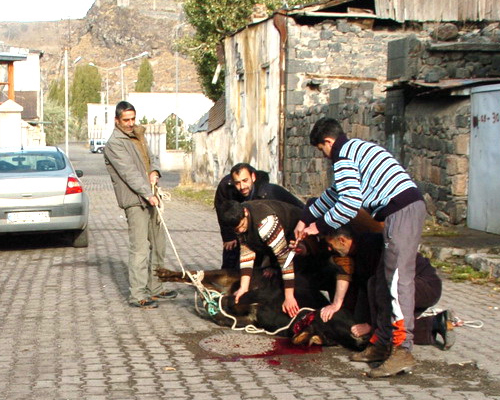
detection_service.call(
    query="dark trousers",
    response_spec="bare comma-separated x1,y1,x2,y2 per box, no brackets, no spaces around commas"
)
368,266,442,345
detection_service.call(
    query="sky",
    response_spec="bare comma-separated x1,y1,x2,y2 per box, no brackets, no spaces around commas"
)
0,0,96,22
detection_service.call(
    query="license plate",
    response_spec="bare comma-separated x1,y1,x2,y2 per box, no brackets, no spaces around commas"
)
7,211,50,224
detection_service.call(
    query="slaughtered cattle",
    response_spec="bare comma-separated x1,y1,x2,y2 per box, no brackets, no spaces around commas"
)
156,265,366,350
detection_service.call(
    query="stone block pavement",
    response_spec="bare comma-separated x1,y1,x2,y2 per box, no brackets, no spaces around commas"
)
0,143,499,399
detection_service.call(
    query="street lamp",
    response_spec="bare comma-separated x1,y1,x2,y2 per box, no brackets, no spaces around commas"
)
120,52,149,100
173,24,186,150
88,52,149,104
89,62,123,105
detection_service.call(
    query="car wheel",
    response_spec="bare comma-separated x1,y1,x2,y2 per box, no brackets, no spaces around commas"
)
97,147,104,154
72,226,89,248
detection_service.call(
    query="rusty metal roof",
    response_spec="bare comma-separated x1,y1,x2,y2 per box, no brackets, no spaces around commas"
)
207,96,226,133
410,78,500,90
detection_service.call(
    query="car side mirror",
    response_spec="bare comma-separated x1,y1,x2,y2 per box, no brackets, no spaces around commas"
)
76,170,84,178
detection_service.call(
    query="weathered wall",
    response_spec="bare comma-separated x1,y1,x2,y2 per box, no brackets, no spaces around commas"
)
191,125,232,186
283,18,408,198
405,97,470,224
402,22,500,224
417,23,500,81
223,18,282,183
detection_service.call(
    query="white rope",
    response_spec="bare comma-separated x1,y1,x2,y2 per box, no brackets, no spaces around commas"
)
153,191,219,306
418,307,484,329
154,203,186,278
216,294,315,335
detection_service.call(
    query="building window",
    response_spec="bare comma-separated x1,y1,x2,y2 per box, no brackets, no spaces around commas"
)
0,63,8,100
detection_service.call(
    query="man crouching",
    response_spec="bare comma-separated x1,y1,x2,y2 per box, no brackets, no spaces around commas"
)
219,199,305,317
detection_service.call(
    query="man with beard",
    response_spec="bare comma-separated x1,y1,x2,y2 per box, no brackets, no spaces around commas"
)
215,163,303,270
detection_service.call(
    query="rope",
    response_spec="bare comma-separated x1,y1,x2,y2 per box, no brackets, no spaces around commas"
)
419,307,484,329
216,294,315,335
153,188,219,308
153,186,316,334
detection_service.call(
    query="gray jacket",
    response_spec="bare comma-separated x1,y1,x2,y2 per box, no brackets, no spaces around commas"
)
104,125,161,209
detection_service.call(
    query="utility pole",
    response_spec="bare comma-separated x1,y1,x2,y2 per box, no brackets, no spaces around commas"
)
64,49,69,156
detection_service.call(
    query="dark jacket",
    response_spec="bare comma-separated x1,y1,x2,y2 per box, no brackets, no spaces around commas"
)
214,170,304,242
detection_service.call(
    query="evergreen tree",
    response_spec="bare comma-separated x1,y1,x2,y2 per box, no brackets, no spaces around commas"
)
70,64,102,121
43,100,81,145
181,0,310,101
135,58,154,92
47,78,65,107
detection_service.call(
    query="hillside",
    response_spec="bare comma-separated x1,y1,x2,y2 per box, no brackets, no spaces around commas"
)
0,0,201,104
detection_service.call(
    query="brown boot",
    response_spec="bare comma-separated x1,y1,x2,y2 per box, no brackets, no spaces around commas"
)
368,346,416,378
349,343,391,363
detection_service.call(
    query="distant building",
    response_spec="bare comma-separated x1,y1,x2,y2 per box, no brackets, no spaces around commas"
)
0,44,44,147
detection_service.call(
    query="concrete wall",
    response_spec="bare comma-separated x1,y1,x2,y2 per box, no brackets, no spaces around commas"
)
191,125,231,186
0,100,23,147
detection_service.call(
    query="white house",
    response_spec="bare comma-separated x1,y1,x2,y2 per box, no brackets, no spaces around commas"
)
0,44,44,147
126,92,213,127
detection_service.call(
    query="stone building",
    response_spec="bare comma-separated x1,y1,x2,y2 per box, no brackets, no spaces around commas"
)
191,0,500,233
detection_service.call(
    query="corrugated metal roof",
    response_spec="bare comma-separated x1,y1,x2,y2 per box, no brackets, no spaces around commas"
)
410,78,500,90
207,96,226,133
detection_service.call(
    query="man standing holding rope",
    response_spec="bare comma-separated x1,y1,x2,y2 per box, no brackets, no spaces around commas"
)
104,101,178,309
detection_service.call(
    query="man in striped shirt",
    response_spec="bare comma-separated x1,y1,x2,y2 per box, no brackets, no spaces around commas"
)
295,117,426,378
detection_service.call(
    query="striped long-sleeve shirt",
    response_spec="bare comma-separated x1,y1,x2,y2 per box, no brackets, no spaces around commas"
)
304,136,421,233
240,214,295,287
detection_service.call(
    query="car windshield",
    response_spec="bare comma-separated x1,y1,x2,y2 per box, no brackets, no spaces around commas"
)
0,151,66,173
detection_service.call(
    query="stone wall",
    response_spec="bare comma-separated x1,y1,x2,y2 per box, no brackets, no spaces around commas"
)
402,22,500,224
283,18,408,198
417,22,500,81
284,19,500,225
404,97,470,225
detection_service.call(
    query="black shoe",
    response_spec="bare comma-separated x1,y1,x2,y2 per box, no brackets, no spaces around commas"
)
433,310,456,350
151,290,178,300
130,298,159,309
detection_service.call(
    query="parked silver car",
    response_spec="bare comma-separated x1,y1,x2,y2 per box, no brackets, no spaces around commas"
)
0,146,89,247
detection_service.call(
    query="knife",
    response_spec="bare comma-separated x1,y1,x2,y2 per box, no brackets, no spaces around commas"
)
282,250,296,270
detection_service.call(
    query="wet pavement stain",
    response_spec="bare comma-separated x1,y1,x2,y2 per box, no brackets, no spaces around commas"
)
178,330,500,396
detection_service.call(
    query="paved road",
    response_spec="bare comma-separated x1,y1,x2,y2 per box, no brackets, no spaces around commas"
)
1,142,499,400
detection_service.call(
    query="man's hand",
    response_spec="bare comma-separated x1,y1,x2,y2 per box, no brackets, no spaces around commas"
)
149,171,159,186
320,302,341,322
294,220,306,241
223,240,238,250
303,222,319,237
148,195,159,207
234,287,248,303
282,288,299,317
234,275,250,303
289,240,307,255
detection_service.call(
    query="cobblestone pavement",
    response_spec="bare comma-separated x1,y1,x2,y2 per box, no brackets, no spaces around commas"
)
1,143,499,400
